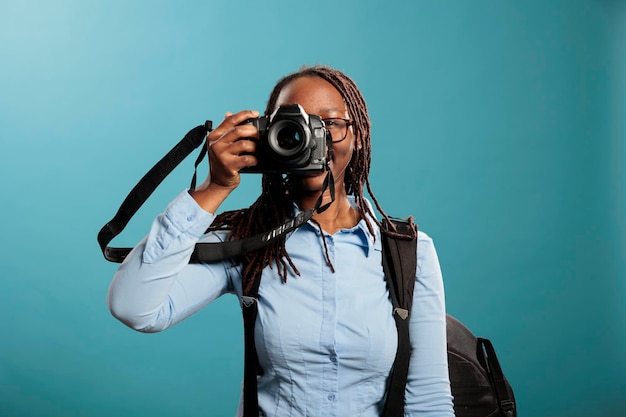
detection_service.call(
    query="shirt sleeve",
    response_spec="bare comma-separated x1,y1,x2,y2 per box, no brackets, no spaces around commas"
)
404,231,455,416
106,190,236,333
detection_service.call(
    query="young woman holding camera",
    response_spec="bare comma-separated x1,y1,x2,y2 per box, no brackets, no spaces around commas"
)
107,65,454,417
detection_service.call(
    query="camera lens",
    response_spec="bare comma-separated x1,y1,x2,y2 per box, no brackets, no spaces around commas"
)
268,120,308,157
276,126,302,151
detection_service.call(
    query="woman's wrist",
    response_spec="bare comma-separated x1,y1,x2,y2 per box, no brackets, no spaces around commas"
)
189,182,234,214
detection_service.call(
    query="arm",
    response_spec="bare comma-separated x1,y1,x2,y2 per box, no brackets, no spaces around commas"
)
107,110,260,332
106,191,234,332
404,232,455,416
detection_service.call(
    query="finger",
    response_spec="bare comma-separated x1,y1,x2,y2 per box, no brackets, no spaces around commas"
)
229,137,257,155
210,123,260,149
210,137,257,169
208,128,231,147
223,110,260,127
207,110,260,145
231,153,258,172
209,147,257,173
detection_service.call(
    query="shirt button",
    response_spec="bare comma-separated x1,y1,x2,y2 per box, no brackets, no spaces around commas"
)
186,215,195,222
330,355,337,363
327,394,335,401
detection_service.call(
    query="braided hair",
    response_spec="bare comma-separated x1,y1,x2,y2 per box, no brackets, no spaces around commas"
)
210,65,412,293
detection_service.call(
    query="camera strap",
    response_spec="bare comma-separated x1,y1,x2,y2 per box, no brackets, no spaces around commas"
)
97,122,335,264
97,122,211,262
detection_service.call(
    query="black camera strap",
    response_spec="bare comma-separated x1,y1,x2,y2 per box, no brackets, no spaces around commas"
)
97,122,211,263
97,122,335,264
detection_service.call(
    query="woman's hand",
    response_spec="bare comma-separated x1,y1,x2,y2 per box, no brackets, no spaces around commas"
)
190,110,260,213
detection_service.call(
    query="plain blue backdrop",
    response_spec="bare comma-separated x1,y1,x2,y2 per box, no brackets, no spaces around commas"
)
1,1,624,416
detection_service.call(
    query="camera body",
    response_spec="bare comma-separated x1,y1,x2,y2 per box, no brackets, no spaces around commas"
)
239,104,332,174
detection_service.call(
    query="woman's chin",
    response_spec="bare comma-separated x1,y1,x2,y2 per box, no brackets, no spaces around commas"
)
291,172,327,193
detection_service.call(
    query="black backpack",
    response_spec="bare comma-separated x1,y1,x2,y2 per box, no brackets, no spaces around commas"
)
381,218,517,417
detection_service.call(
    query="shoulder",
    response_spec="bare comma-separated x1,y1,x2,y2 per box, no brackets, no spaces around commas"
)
417,229,435,254
416,229,441,277
198,228,231,244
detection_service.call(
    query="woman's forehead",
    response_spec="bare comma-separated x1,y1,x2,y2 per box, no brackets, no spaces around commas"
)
275,76,348,116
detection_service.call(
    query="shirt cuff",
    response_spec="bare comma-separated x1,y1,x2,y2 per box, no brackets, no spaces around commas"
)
142,190,216,263
165,190,216,237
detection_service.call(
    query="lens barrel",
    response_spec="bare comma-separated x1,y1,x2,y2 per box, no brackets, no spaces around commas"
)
267,119,309,157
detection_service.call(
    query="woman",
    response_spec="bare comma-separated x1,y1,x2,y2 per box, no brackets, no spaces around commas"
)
108,65,454,416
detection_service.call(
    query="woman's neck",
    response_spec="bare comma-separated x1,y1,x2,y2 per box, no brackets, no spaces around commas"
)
296,188,360,234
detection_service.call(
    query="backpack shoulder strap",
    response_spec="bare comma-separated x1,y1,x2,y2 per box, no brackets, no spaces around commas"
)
241,273,263,417
381,217,418,417
381,218,418,317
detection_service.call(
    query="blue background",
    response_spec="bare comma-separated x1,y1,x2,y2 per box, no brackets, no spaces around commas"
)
1,1,624,416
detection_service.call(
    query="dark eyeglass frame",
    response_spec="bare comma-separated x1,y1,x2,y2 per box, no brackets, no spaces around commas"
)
322,118,354,143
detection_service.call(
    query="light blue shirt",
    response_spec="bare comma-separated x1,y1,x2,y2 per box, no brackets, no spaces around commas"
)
107,191,454,417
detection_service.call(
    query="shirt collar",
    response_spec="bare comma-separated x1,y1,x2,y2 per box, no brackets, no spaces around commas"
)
291,196,381,255
347,196,381,255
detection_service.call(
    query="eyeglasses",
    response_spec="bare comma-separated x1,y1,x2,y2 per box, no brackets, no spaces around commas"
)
323,118,353,143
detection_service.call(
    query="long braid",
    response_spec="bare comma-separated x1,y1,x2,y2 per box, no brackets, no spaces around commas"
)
210,65,413,293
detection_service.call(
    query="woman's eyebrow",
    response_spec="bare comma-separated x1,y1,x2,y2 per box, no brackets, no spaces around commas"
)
318,106,348,115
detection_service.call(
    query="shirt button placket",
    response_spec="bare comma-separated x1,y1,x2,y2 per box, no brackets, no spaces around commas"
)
320,233,338,416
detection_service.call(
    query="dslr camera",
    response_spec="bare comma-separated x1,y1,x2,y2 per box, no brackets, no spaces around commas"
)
239,104,332,174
